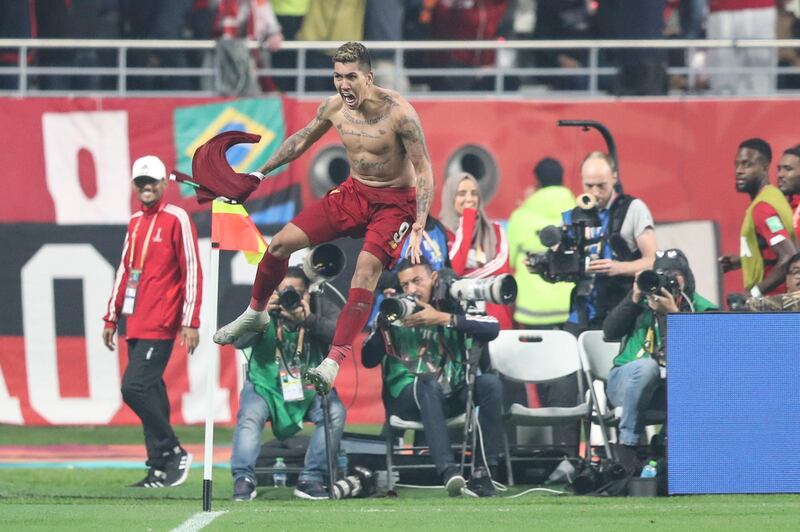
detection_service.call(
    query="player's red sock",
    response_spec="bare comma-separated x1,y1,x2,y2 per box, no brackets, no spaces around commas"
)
250,251,288,311
327,287,374,365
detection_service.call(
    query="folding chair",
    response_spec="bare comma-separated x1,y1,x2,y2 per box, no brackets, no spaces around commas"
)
488,330,591,486
577,330,620,460
577,330,666,453
384,411,474,491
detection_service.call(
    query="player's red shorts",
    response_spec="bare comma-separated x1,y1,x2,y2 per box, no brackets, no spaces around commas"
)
292,177,417,265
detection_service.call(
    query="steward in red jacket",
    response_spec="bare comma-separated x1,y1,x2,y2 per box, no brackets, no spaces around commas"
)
102,155,202,489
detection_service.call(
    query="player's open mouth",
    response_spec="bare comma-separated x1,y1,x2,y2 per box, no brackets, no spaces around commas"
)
340,91,357,107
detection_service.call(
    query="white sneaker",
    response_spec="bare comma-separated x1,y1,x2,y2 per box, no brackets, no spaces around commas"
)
213,308,269,345
444,473,465,497
304,359,340,393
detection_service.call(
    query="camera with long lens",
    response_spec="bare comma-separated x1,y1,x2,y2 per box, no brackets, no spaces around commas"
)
432,268,517,313
378,294,421,323
525,193,602,283
379,269,518,323
332,466,377,499
636,269,681,298
276,285,302,312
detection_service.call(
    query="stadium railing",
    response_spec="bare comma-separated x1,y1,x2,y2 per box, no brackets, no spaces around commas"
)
1,38,800,97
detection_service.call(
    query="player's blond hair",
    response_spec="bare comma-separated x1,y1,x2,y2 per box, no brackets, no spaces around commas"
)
332,42,371,72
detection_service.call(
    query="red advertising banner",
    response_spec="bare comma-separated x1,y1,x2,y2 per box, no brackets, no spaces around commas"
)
1,95,798,426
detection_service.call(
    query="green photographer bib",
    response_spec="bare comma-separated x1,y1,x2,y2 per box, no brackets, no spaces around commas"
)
383,324,471,399
245,321,325,440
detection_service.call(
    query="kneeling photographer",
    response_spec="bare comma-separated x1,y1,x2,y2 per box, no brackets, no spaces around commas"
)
602,249,716,472
230,267,344,501
362,258,512,497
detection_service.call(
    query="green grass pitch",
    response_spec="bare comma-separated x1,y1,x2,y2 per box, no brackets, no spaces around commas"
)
2,425,800,531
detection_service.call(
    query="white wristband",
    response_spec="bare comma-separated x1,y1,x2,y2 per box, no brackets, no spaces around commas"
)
250,171,266,181
750,285,762,298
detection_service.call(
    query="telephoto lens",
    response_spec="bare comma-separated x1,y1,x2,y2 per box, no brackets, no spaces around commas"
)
636,270,662,295
448,274,518,304
378,295,419,322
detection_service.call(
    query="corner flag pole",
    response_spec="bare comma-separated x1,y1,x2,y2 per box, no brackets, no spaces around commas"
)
202,240,220,511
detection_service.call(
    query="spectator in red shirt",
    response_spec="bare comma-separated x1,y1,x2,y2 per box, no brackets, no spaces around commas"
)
777,145,800,238
103,155,203,489
719,139,797,296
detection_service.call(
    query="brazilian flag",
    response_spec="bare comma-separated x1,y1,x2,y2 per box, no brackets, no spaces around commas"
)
173,98,285,198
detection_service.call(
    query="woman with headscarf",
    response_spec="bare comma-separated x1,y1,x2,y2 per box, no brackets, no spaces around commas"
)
440,172,513,329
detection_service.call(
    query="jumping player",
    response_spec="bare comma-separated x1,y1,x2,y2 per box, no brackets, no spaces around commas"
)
213,42,434,393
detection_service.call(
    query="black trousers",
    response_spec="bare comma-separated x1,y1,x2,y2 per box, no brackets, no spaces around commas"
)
389,373,505,477
123,339,179,469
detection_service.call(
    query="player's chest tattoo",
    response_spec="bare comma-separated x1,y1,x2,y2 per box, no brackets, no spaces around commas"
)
336,124,387,139
342,108,388,126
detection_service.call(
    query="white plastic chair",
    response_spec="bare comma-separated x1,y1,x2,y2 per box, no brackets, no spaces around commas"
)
577,330,621,459
488,330,591,484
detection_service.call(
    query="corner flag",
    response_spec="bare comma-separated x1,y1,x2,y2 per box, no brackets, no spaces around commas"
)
211,200,267,264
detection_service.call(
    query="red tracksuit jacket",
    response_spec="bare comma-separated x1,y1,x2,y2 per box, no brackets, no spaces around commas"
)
104,199,203,340
447,207,513,329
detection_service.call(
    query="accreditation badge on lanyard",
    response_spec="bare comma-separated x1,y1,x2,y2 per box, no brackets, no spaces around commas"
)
280,363,304,402
122,210,160,316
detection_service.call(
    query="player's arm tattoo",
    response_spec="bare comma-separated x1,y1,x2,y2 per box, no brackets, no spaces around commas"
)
397,110,434,225
260,99,332,175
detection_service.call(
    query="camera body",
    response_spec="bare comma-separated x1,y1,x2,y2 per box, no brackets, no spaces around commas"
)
526,193,602,283
275,286,302,313
636,269,681,298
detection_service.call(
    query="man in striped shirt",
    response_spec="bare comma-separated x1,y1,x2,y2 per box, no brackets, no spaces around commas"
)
102,155,203,488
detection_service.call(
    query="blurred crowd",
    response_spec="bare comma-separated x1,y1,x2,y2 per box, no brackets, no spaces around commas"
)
2,0,800,93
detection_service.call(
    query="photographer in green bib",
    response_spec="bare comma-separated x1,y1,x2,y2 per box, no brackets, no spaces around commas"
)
362,257,506,498
230,266,344,501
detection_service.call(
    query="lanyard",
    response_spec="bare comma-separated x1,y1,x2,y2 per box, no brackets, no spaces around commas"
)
128,210,160,270
275,322,309,378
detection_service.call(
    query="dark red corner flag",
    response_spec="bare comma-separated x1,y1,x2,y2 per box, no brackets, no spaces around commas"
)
171,130,263,204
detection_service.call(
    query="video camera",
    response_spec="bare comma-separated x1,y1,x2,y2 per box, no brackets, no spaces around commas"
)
525,193,602,283
378,268,518,323
636,269,681,298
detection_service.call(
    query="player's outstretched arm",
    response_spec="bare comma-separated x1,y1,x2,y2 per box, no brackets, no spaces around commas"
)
397,104,434,263
259,96,336,176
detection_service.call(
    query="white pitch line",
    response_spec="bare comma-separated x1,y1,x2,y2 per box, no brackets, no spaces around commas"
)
171,510,227,532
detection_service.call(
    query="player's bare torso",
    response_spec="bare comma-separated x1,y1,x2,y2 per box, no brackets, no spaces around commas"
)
321,87,417,189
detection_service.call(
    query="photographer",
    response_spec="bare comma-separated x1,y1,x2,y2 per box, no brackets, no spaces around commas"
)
526,151,657,456
230,267,344,501
603,249,716,471
361,258,505,497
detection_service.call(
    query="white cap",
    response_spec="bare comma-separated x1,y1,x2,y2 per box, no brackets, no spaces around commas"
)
131,155,166,181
